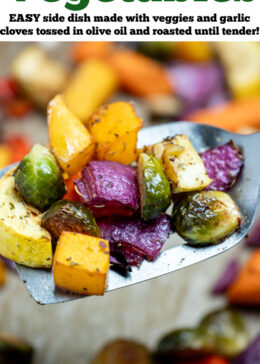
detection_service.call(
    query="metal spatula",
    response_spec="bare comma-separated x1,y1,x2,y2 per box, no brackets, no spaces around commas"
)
1,122,259,305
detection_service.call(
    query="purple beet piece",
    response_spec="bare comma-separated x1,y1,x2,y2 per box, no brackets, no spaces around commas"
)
212,259,240,295
168,62,229,116
200,140,243,192
120,246,144,267
233,334,260,364
98,214,171,262
75,161,139,218
246,219,260,247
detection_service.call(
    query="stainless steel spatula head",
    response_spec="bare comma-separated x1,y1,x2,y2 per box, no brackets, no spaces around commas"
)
1,122,259,305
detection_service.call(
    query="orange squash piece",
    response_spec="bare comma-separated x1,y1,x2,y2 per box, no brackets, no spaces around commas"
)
108,50,173,97
228,250,260,306
48,95,94,175
87,101,143,165
0,145,11,169
174,42,213,63
64,59,118,123
0,260,6,287
53,232,110,296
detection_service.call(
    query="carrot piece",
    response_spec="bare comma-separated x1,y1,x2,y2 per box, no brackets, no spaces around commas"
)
228,250,260,305
71,42,114,63
6,99,32,118
187,97,260,133
53,232,110,296
87,101,143,165
108,50,173,97
48,94,95,175
63,170,82,201
0,260,6,287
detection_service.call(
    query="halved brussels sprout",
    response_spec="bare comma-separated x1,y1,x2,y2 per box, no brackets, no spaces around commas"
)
91,340,152,364
156,328,214,360
200,308,249,358
172,191,241,245
138,153,171,221
41,200,100,241
15,144,66,212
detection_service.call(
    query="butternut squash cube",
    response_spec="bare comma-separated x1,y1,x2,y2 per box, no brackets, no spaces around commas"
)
53,232,110,296
87,101,143,165
48,95,95,175
64,59,118,123
0,145,11,169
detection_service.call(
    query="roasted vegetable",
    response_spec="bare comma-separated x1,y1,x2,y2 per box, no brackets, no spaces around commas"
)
0,169,52,268
108,50,173,97
0,260,6,287
215,42,260,99
187,97,260,133
87,101,143,165
63,170,82,202
228,250,260,306
200,308,249,358
174,42,213,63
15,144,66,212
91,340,152,364
233,333,260,364
153,135,212,193
201,141,243,192
168,63,228,116
172,191,241,245
212,259,240,295
137,42,175,61
41,200,100,241
72,41,114,63
156,328,214,360
53,232,109,296
64,59,118,123
48,94,95,175
138,153,171,220
98,214,171,262
0,333,33,364
0,145,11,169
75,161,139,218
11,46,68,109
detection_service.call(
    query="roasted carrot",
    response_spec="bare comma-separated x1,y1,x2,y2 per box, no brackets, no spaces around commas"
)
71,42,114,63
5,135,31,163
63,170,82,201
108,50,173,97
228,250,260,306
187,97,260,133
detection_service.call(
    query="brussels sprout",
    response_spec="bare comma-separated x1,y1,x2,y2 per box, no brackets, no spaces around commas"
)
0,333,33,364
41,200,100,241
138,153,171,221
15,144,66,212
172,191,241,245
156,328,214,361
91,340,152,364
200,308,249,358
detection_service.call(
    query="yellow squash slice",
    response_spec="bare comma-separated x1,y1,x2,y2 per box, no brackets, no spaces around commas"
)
0,169,53,268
